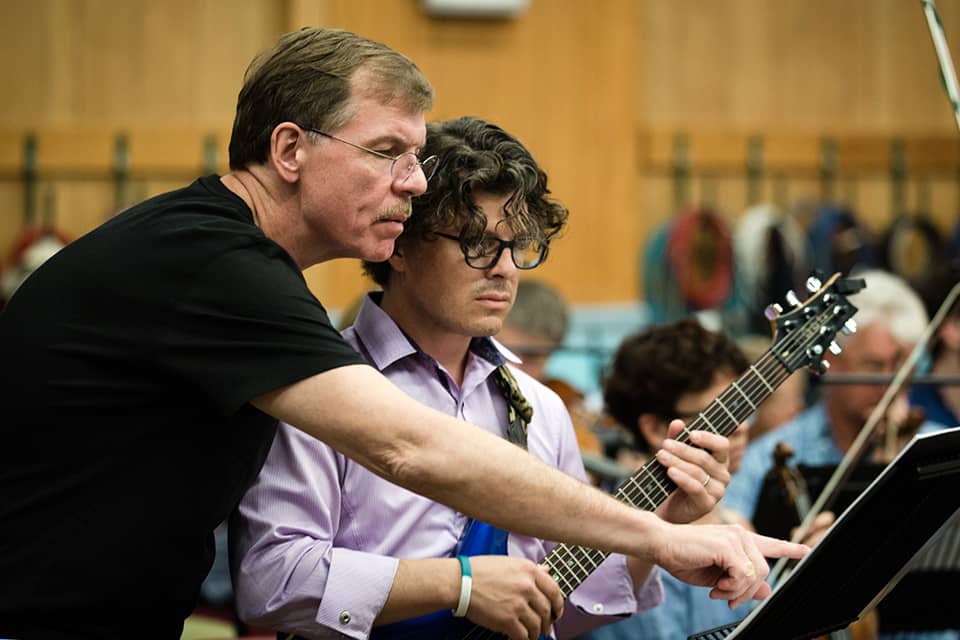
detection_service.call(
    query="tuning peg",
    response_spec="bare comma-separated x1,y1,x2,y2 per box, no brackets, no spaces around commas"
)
819,360,831,373
764,303,784,320
829,341,842,355
806,276,822,293
842,318,857,335
785,290,802,307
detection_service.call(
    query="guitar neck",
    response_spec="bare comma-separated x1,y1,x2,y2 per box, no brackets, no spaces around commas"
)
541,351,793,598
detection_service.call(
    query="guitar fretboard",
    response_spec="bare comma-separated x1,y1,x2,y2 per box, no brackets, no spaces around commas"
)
541,353,793,597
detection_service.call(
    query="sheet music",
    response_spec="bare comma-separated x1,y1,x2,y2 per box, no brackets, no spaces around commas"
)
723,426,960,640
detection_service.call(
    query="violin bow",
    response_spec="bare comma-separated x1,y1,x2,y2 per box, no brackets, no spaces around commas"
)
922,0,960,132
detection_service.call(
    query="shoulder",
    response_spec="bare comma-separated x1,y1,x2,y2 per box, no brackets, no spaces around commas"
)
739,412,804,474
506,365,568,417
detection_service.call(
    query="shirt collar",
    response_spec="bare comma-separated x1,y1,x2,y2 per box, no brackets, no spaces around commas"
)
350,292,519,371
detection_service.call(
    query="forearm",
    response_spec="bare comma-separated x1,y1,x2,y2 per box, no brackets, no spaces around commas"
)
255,366,666,559
376,558,461,625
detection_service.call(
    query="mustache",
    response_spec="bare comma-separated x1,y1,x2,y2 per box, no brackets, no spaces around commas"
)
377,204,412,222
476,284,513,298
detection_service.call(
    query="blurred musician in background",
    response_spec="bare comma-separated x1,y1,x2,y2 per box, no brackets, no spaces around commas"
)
582,318,755,640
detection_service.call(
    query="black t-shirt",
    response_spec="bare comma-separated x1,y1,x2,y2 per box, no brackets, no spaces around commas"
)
0,175,368,638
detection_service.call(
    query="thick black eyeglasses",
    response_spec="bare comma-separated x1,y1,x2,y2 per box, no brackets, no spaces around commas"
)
299,126,439,183
433,232,548,270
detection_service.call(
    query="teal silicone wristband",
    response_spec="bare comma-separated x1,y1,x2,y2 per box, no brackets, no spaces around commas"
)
457,554,472,578
452,555,473,617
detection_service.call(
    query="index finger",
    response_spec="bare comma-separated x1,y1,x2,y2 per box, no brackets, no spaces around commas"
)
752,533,810,560
535,565,564,624
666,418,690,441
667,420,730,455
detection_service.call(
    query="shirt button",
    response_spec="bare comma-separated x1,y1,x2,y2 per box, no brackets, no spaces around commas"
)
339,611,352,624
592,603,604,613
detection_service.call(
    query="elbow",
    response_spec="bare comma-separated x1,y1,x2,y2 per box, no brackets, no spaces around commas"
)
378,440,433,493
374,429,461,502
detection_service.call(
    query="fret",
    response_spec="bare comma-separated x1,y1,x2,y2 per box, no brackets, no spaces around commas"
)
750,364,775,392
730,381,757,411
546,545,611,598
698,412,720,434
546,554,575,593
625,475,658,510
645,467,670,498
579,547,602,572
566,549,590,582
697,413,718,434
714,397,739,427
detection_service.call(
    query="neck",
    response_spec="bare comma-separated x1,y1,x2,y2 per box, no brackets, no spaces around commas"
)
379,290,473,386
222,169,317,270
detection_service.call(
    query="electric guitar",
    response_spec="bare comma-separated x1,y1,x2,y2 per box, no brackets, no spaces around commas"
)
377,272,865,640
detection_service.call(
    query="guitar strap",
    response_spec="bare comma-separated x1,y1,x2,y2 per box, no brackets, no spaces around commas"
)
492,363,533,449
368,364,535,640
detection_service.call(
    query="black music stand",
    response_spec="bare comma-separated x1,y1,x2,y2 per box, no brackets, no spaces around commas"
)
690,426,960,640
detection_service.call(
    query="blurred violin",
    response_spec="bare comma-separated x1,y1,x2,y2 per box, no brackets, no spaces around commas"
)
870,393,925,464
543,378,605,455
772,442,880,640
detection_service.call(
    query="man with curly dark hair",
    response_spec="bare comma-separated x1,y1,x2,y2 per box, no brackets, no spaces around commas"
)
229,118,790,640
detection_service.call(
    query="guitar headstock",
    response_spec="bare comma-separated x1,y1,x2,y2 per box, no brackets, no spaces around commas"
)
765,272,866,375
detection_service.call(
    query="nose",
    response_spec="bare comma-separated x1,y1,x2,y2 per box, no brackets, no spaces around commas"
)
394,165,429,197
487,244,518,276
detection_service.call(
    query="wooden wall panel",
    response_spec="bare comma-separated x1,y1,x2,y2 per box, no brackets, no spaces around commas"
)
0,0,284,128
636,0,960,132
2,0,960,308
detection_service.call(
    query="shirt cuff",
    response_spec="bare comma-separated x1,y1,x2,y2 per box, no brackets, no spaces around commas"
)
315,547,400,639
555,555,664,637
569,554,663,616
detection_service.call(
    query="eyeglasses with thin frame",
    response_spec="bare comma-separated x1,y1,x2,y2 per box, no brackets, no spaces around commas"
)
299,126,439,183
433,231,548,270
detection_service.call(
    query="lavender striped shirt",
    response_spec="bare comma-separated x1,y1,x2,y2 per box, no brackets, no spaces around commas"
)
231,294,662,639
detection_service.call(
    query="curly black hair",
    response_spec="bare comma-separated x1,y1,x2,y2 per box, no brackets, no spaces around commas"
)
603,318,749,454
362,116,568,286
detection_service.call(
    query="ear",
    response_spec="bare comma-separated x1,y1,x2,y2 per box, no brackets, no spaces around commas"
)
269,123,305,184
637,413,668,450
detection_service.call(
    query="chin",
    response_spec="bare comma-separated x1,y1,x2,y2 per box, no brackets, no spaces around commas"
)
360,244,397,263
472,320,504,338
